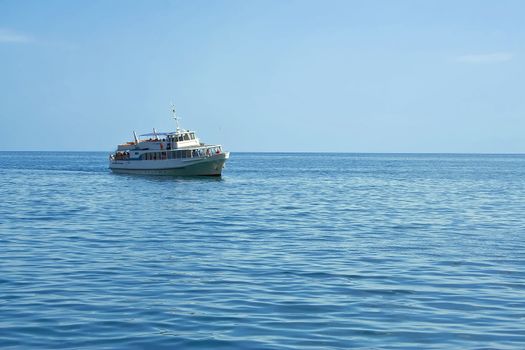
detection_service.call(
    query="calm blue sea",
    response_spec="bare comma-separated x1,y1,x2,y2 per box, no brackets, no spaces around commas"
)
1,152,525,349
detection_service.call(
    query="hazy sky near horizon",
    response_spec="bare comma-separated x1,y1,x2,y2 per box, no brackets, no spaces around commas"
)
1,0,524,152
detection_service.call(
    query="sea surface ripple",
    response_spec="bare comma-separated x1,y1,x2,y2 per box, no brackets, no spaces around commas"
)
1,152,524,349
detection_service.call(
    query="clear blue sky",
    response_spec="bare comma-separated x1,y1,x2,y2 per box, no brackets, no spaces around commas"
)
1,0,524,152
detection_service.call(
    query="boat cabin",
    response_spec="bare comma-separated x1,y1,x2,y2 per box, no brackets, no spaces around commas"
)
117,130,201,152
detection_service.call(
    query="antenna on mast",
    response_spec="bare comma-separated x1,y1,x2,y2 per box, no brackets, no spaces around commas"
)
171,104,181,132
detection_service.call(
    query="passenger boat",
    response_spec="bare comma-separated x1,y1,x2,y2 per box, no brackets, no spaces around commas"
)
109,107,229,176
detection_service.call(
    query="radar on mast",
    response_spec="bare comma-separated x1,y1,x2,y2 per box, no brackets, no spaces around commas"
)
171,104,182,132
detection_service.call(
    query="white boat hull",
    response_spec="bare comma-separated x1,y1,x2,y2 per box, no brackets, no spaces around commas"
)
109,152,229,176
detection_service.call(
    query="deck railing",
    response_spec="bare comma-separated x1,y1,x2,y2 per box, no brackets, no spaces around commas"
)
111,145,223,162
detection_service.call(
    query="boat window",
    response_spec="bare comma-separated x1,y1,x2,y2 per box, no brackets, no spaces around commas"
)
183,133,189,141
178,135,183,141
190,133,195,140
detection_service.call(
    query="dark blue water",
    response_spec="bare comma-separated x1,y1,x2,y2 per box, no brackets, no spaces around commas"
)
1,152,525,349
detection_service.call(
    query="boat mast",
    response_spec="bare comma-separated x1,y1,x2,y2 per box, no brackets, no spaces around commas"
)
172,105,181,133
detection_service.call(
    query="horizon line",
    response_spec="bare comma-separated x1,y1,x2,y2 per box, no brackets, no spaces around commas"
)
1,150,524,155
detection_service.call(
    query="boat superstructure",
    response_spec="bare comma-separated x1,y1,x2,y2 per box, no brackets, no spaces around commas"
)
109,107,229,176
